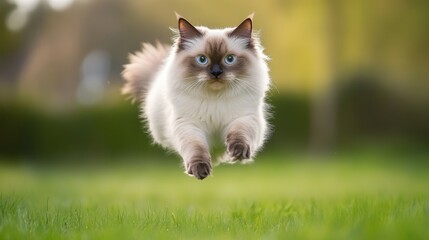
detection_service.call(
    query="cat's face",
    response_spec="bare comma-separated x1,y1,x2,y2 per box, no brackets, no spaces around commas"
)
175,16,258,91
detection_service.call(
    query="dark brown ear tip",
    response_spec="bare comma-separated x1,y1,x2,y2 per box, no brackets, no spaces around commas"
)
229,16,253,39
178,17,187,26
241,18,253,30
178,18,191,30
176,14,189,26
245,18,253,28
245,13,254,27
241,19,253,34
177,16,202,39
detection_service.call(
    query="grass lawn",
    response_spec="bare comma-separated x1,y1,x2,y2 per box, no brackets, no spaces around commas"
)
1,153,428,239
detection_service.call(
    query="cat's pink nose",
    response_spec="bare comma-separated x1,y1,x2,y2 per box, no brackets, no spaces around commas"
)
210,64,223,78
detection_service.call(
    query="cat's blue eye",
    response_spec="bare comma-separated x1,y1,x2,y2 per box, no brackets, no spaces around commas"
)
195,55,209,65
224,54,236,65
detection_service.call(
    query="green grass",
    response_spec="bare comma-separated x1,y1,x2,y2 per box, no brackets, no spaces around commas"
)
1,154,429,239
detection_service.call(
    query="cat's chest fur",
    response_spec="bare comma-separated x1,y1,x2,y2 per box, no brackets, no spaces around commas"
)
172,93,256,132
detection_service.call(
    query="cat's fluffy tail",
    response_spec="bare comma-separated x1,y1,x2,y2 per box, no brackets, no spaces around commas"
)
122,42,170,103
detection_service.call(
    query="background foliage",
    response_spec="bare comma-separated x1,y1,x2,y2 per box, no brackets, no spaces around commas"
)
1,0,428,159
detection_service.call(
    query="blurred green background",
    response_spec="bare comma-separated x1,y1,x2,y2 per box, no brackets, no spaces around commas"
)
1,0,428,161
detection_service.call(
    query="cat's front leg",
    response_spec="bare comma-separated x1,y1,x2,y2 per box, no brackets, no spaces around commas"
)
185,145,212,180
225,115,265,162
173,123,212,180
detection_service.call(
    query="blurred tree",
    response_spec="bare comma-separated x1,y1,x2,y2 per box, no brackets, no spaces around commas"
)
309,0,342,153
0,1,23,89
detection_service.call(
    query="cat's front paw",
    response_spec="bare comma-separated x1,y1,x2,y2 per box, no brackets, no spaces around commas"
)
227,141,251,161
186,160,212,180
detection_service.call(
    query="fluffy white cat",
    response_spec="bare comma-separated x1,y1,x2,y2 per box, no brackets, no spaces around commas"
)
122,14,271,180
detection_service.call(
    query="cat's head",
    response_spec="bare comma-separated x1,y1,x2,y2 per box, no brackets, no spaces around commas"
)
172,14,268,93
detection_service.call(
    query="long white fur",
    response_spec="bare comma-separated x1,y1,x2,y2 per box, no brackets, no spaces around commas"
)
143,26,270,166
124,23,271,175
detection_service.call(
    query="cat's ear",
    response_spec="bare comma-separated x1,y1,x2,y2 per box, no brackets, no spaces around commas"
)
176,13,202,40
230,14,254,39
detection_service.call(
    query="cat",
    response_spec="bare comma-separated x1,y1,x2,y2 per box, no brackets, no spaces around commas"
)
122,14,271,180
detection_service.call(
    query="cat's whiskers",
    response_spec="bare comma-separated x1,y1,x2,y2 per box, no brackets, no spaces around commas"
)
232,77,259,101
187,81,203,93
228,80,243,98
181,78,202,93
